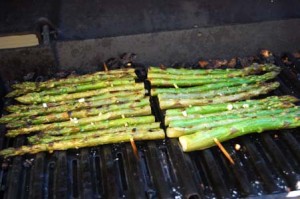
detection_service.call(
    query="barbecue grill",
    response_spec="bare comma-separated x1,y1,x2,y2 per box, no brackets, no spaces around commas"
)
1,1,300,198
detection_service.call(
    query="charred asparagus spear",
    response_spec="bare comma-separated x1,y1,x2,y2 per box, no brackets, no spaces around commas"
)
1,95,147,123
6,89,145,113
44,115,156,136
28,122,161,144
6,72,137,98
0,128,165,157
6,106,152,137
16,83,144,104
158,82,280,109
179,114,300,152
10,68,135,90
7,98,150,127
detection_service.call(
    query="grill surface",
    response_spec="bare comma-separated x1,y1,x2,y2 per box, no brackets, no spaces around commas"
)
0,54,300,199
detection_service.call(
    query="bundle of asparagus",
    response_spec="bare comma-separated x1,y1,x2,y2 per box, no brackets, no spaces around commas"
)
148,64,300,152
0,69,164,157
149,64,281,109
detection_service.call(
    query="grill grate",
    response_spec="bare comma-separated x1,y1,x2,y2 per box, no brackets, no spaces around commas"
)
0,54,300,199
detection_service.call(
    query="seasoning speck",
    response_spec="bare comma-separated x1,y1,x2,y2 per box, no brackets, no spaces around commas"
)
42,103,48,108
78,98,85,103
227,104,233,110
235,144,241,151
70,118,79,124
242,104,249,108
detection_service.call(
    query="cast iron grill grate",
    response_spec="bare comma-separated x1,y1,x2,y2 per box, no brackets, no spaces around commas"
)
0,53,299,199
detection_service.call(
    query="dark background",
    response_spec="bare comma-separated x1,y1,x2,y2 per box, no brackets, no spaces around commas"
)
1,0,300,40
0,0,300,80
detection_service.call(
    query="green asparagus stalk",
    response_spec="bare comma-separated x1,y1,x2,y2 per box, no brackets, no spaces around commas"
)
6,89,145,113
166,95,298,116
6,72,137,98
16,83,144,104
150,71,279,87
168,106,299,128
44,115,156,136
179,114,300,152
151,82,243,96
6,106,152,136
6,98,150,128
149,66,237,75
1,94,146,123
28,122,161,144
29,77,135,96
167,106,299,137
158,81,280,109
158,83,268,100
148,64,280,80
0,128,165,157
11,68,135,90
168,118,248,138
9,76,136,98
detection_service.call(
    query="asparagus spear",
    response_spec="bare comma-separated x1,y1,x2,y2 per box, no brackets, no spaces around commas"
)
0,128,165,157
6,98,150,128
30,77,135,96
6,106,152,136
168,118,248,138
150,71,279,87
16,83,144,104
158,83,268,100
167,106,299,137
179,114,300,152
1,94,146,123
44,115,156,136
168,105,298,127
11,68,135,90
6,90,145,113
6,89,145,113
148,64,280,80
158,81,280,109
28,122,161,144
166,95,298,116
151,82,243,96
149,66,237,75
6,73,137,98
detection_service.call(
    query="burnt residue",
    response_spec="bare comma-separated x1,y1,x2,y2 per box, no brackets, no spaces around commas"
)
0,46,57,82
